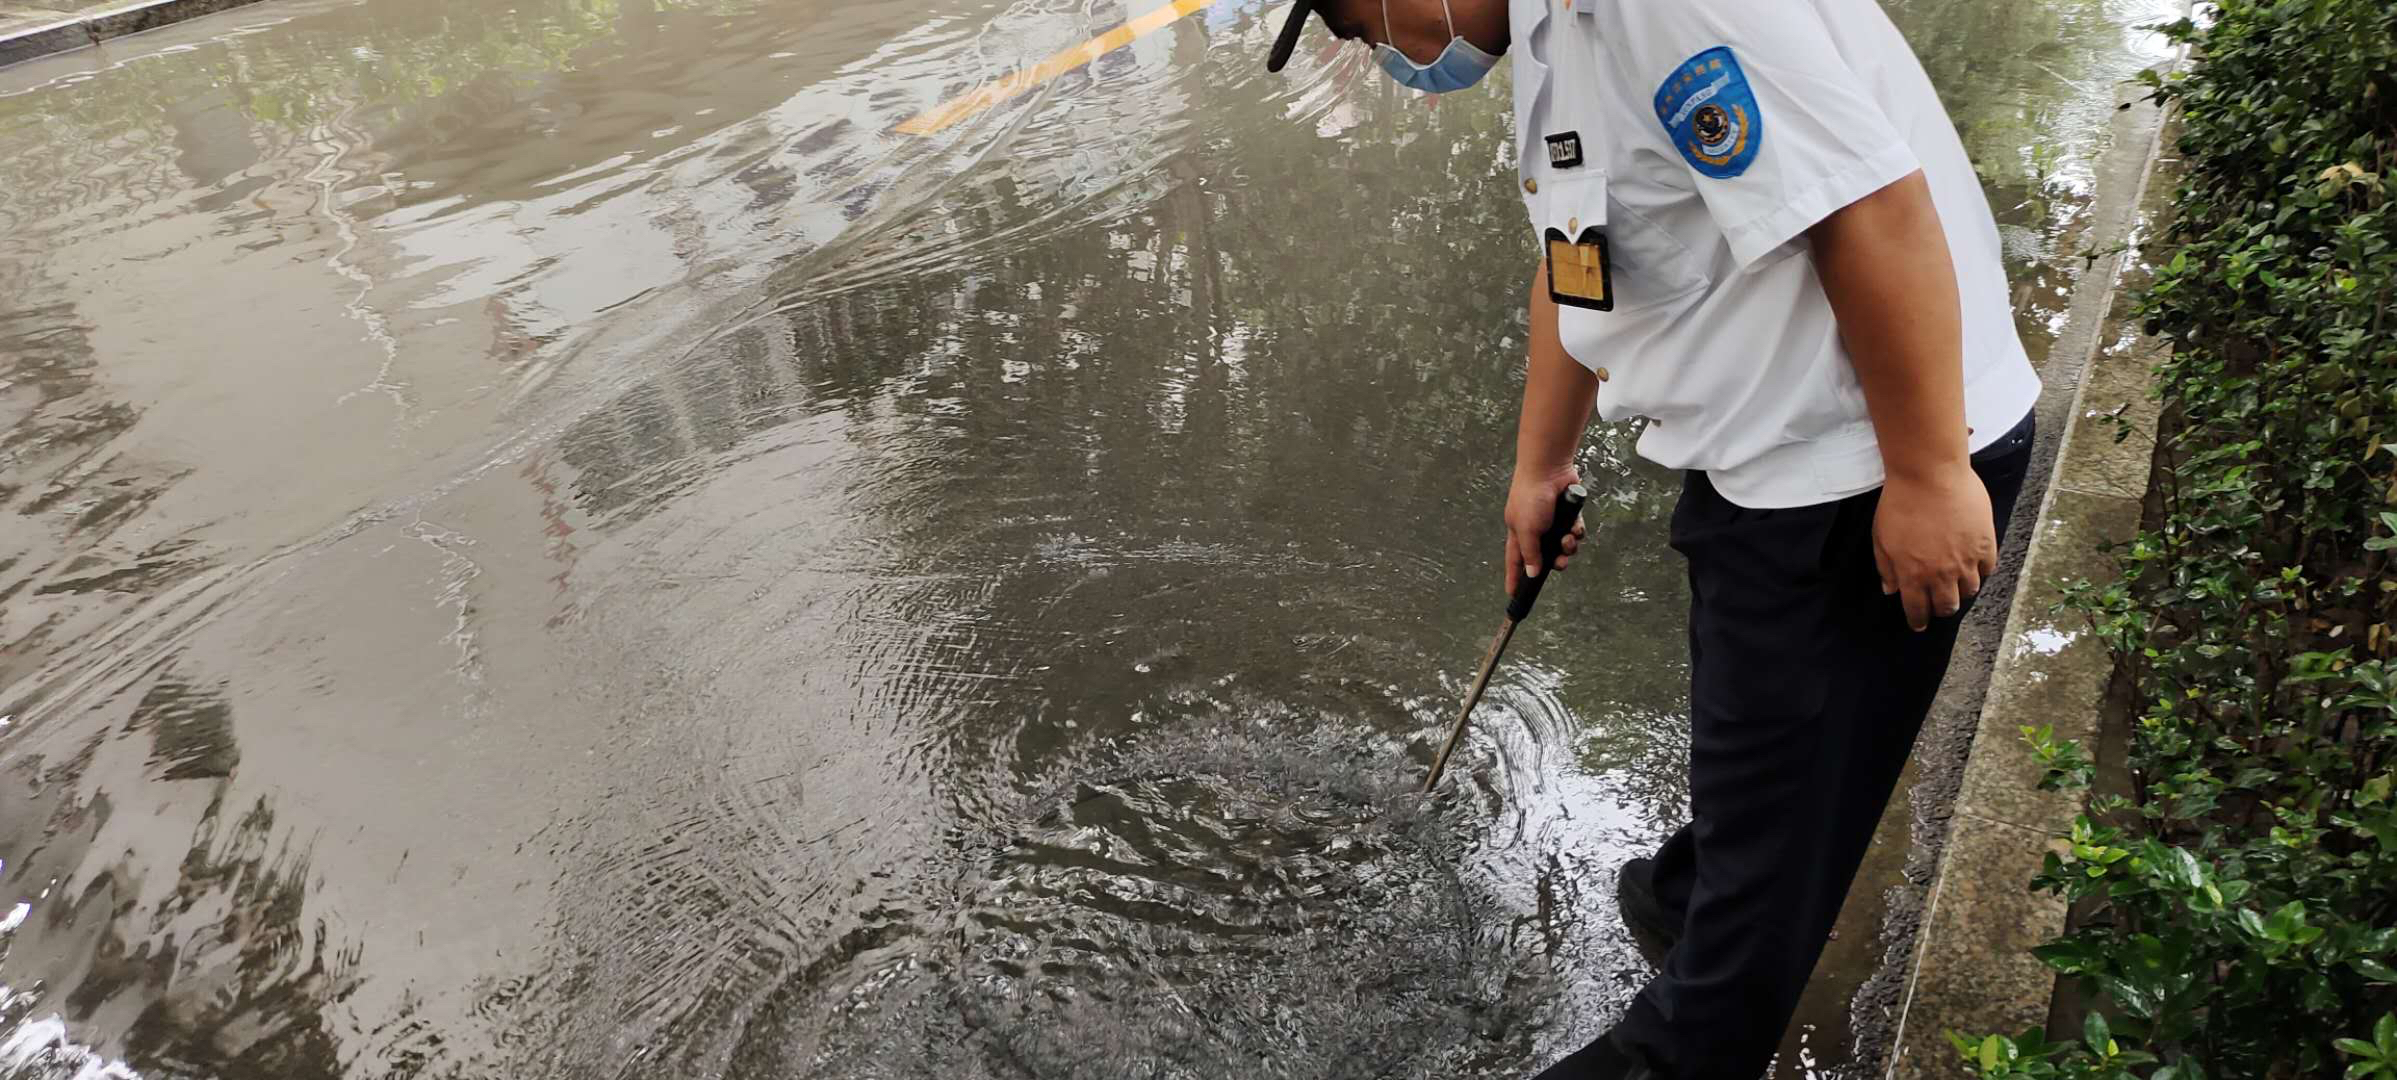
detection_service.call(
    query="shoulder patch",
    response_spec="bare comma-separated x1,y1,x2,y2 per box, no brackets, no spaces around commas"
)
1652,46,1762,180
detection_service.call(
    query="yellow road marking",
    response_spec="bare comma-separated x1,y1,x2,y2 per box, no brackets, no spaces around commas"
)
896,0,1218,136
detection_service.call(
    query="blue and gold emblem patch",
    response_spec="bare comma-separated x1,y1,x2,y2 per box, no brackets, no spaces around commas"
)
1654,46,1761,179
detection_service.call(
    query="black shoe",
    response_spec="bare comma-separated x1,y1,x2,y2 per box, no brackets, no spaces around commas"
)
1616,857,1682,968
1532,1026,1663,1079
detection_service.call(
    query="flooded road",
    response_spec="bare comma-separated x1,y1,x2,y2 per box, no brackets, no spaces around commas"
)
0,0,2175,1075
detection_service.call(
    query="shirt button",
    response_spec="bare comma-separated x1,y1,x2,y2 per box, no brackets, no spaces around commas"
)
1567,216,1579,234
1595,367,1610,382
1524,178,1539,194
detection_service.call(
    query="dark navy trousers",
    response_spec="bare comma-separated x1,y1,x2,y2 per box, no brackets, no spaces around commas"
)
1608,413,2036,1079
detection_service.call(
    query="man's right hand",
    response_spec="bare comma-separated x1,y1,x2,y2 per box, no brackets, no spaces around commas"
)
1504,465,1587,600
1508,256,1599,602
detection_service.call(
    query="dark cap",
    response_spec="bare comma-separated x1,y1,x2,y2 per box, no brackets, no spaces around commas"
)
1265,0,1322,73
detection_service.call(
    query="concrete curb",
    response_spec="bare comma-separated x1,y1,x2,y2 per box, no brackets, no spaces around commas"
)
0,0,270,68
1882,62,2187,1080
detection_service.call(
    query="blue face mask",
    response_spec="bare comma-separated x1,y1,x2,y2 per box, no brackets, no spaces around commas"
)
1373,0,1499,93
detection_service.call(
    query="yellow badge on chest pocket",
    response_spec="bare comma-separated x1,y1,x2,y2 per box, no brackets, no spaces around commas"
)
1545,226,1613,312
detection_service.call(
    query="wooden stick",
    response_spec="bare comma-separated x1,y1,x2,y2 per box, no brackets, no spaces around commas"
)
1424,617,1519,793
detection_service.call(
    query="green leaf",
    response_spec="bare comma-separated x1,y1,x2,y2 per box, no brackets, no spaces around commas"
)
2338,1038,2381,1059
2363,775,2394,808
2035,941,2101,975
2380,1013,2397,1053
1981,1034,2004,1072
2085,1011,2111,1055
2265,901,2309,942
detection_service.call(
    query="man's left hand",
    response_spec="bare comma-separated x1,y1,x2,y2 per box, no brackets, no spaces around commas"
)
1871,463,1995,632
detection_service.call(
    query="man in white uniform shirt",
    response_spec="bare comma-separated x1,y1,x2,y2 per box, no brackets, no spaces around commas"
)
1267,0,2041,1076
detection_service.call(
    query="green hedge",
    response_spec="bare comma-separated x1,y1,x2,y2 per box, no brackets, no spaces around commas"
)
1955,1,2397,1077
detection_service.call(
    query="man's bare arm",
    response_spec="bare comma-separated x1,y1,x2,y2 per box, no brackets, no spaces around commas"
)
1505,257,1597,599
1808,170,1995,631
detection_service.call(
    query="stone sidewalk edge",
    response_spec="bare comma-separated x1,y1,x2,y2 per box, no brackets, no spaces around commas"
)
0,0,271,68
1880,51,2190,1080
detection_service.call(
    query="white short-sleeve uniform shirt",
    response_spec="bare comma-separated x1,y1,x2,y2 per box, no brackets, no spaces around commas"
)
1511,0,2042,508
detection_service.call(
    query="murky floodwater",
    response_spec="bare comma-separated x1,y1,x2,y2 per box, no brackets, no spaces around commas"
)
0,0,2173,1075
